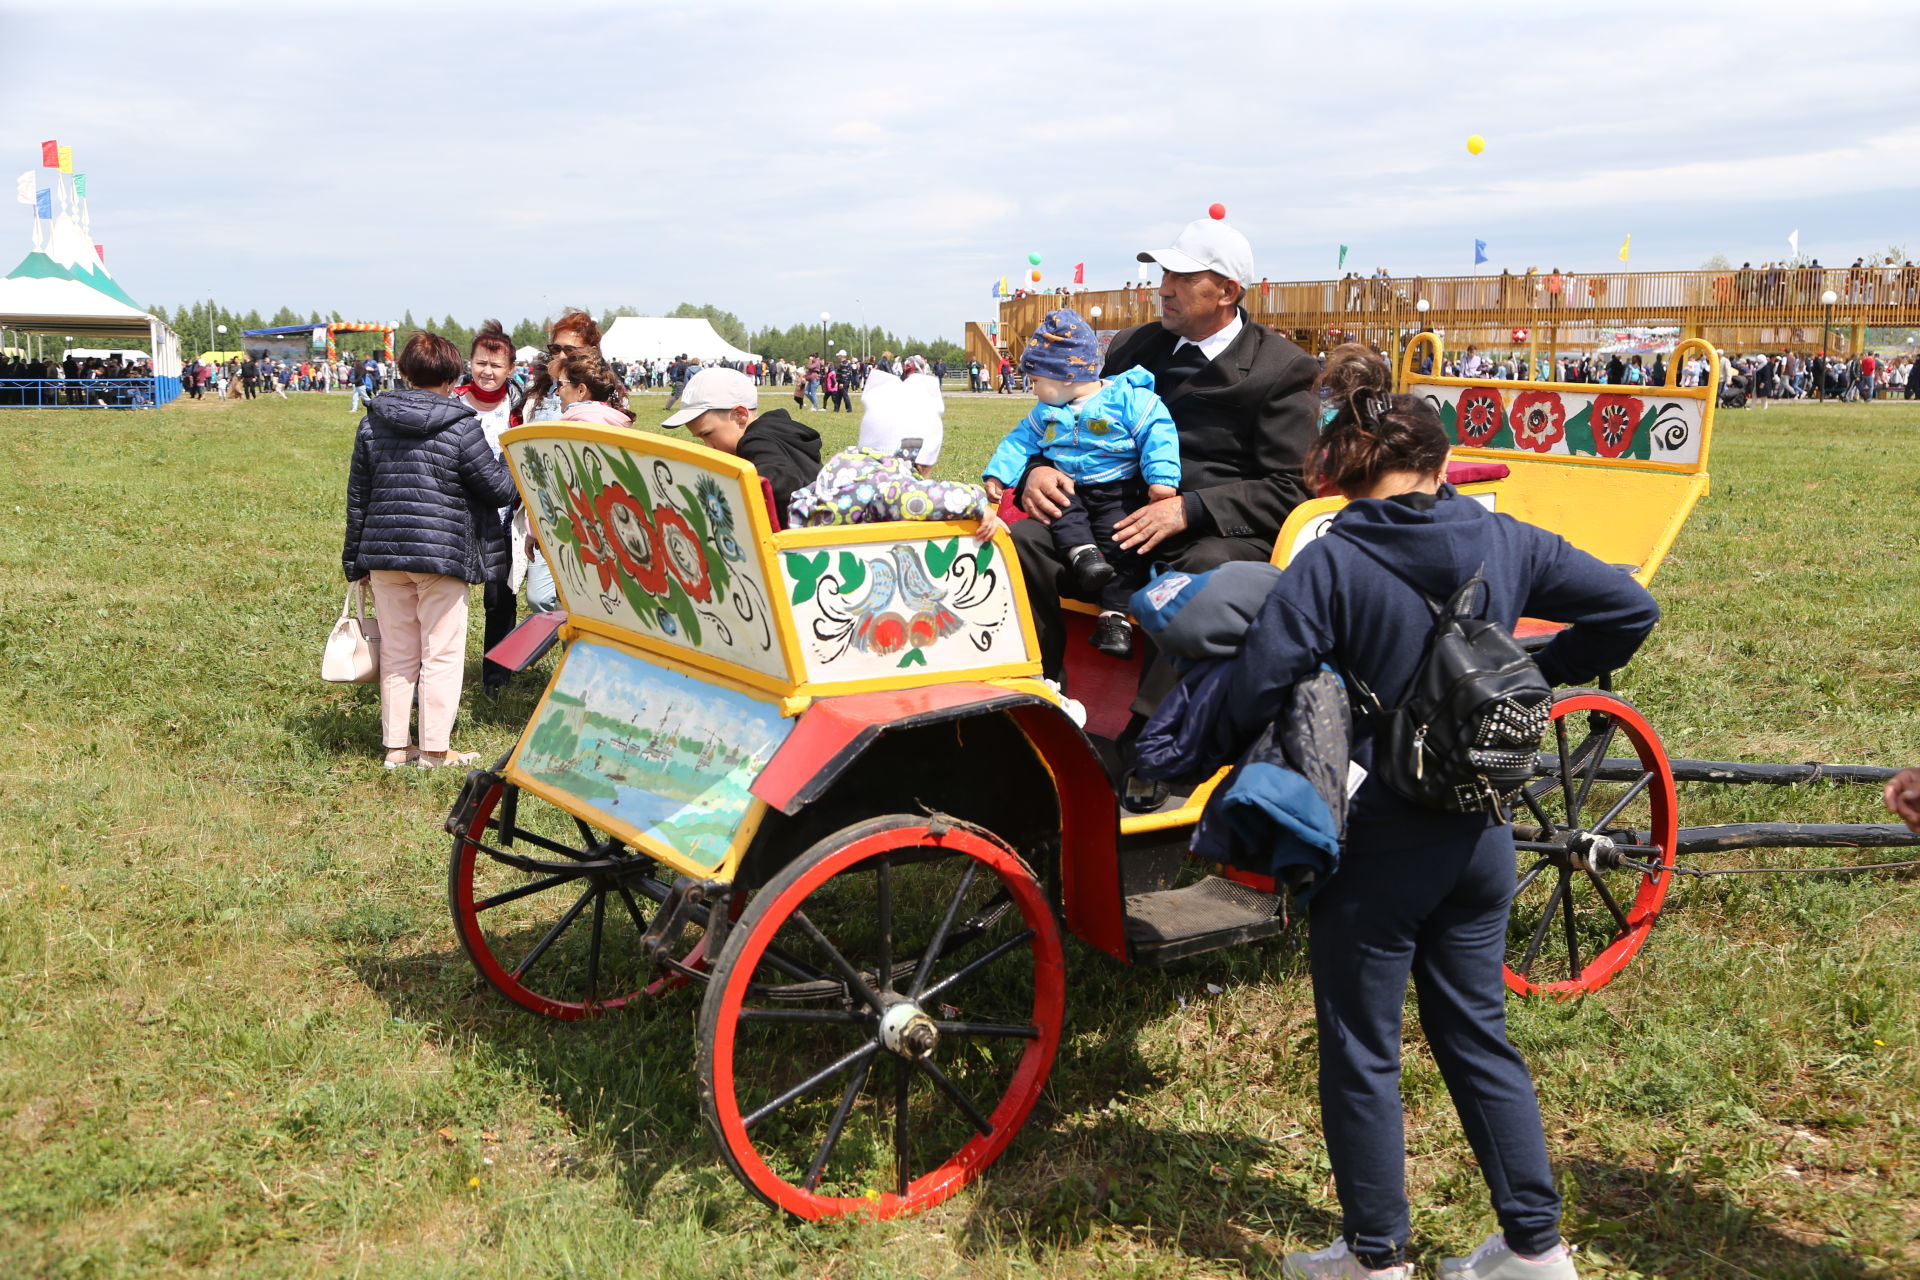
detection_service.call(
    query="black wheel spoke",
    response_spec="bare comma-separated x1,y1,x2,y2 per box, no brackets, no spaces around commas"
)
934,1021,1039,1040
475,870,585,912
915,1056,994,1136
1514,856,1552,898
1592,772,1655,833
498,785,519,846
910,861,978,997
743,1041,881,1130
875,858,893,994
1519,870,1567,978
919,928,1036,1003
1572,720,1617,820
513,883,597,980
789,910,885,1013
803,1053,873,1192
574,817,599,848
738,1007,873,1026
614,881,654,938
1555,718,1579,822
1560,875,1583,981
1585,869,1631,936
584,888,605,1004
1516,779,1558,832
893,1055,911,1196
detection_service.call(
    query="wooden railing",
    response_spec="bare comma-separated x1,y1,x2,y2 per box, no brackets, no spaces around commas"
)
993,266,1920,362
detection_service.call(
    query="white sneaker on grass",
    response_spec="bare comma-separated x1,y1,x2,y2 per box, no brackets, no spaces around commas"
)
1282,1238,1416,1279
1438,1233,1576,1279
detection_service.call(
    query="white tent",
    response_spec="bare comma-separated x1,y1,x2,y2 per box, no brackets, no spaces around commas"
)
514,345,543,362
600,316,759,366
0,195,182,403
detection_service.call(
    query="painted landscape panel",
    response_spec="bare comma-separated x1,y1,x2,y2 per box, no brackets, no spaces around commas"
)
513,641,792,872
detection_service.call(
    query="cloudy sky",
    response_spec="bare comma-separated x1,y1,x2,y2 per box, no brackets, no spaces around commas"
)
5,0,1916,341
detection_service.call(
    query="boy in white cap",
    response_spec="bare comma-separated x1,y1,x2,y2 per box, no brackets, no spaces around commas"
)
787,371,999,541
662,366,822,514
985,307,1179,658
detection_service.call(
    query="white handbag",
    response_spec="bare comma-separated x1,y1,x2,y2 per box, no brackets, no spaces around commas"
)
321,581,382,683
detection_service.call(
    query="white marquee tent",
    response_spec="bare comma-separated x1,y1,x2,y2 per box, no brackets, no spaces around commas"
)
600,317,759,366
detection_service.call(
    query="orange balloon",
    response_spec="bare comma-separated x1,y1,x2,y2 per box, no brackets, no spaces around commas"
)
1030,269,1042,282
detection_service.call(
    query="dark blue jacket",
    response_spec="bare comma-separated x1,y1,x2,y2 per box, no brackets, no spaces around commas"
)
1212,485,1659,821
342,389,515,583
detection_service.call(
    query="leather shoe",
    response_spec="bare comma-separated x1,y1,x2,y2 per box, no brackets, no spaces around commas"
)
1091,611,1133,659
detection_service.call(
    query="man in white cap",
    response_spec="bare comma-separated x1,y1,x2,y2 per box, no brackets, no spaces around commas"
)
1009,215,1320,769
662,366,822,515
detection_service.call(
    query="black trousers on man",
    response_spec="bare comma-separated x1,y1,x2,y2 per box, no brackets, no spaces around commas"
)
481,579,518,692
1012,514,1269,716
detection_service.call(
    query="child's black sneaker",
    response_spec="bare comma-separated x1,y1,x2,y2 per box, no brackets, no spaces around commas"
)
1091,610,1134,659
1069,544,1115,593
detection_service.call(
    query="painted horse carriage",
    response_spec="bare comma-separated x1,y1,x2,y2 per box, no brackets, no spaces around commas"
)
444,340,1916,1219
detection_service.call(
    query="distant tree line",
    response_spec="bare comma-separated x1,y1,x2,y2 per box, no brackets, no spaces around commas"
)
158,298,965,365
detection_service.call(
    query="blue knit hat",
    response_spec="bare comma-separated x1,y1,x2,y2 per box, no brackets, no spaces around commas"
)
1019,309,1102,383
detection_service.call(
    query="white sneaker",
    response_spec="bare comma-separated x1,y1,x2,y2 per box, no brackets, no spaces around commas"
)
1438,1233,1576,1279
1282,1238,1416,1279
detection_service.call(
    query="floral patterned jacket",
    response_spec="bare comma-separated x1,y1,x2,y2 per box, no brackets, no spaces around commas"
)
787,446,993,529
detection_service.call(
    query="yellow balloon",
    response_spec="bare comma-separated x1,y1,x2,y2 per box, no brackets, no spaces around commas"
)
1466,134,1486,156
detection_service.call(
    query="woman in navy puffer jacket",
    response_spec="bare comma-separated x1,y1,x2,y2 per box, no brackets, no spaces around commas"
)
343,331,515,768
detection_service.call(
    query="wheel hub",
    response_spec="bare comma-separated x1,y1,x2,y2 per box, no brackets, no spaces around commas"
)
1566,830,1618,872
879,1001,939,1059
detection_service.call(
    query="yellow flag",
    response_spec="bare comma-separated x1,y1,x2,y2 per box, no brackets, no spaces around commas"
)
57,145,73,174
1618,234,1630,263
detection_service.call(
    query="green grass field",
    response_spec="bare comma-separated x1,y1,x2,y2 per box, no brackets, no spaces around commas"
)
1,387,1916,1279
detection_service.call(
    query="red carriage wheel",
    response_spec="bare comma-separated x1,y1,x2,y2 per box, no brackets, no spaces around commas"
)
447,761,682,1020
1504,691,1678,997
698,815,1063,1219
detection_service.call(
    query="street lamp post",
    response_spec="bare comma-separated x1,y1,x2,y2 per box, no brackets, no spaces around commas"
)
1820,289,1838,401
820,311,830,359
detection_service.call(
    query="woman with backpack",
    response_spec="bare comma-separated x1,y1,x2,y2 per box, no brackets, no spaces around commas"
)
1202,346,1660,1279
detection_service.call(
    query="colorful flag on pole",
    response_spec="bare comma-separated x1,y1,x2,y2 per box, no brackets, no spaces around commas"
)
1618,234,1631,263
56,146,73,174
1073,262,1084,284
1787,229,1799,258
991,278,1001,298
40,140,58,167
94,244,105,263
1473,239,1488,265
74,174,87,199
999,275,1009,297
35,188,51,220
14,172,31,204
1338,244,1348,270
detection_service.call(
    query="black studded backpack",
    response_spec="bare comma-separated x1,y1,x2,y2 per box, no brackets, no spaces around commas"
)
1346,568,1553,813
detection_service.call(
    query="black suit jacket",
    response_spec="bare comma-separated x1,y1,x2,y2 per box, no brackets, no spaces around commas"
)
1101,313,1318,544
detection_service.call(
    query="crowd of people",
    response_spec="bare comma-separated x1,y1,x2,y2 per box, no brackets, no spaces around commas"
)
1427,343,1920,402
0,351,156,405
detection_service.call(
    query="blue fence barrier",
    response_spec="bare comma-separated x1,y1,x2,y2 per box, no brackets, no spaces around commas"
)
0,377,178,408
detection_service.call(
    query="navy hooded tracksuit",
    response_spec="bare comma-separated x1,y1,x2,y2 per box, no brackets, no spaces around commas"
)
1209,486,1659,1270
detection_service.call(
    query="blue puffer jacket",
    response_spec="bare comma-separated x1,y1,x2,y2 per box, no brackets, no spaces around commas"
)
342,389,516,583
983,366,1180,488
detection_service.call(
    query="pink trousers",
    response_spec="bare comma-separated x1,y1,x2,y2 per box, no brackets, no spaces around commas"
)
367,570,470,752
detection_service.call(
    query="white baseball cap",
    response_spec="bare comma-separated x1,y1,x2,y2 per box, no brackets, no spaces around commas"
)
1138,218,1255,285
662,367,758,427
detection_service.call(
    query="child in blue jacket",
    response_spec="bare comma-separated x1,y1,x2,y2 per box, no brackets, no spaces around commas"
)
983,308,1179,657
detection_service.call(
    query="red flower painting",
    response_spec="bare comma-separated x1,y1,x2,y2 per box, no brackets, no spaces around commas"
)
1508,391,1567,453
567,489,617,593
1590,394,1643,458
595,483,670,595
653,505,713,603
1456,387,1505,447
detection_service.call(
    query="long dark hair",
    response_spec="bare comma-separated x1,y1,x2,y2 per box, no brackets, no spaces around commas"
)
1308,344,1448,494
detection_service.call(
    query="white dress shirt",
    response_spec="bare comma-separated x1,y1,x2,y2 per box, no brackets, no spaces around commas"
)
1172,311,1244,364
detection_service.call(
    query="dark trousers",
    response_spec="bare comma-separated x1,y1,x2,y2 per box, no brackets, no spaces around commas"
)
1308,811,1562,1270
482,578,518,689
1044,479,1148,614
1011,514,1269,714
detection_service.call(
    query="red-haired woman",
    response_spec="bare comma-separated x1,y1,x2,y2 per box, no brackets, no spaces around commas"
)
523,309,603,423
343,331,515,768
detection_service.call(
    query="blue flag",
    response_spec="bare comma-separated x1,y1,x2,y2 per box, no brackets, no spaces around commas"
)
35,188,51,220
992,278,1001,299
1473,238,1488,265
